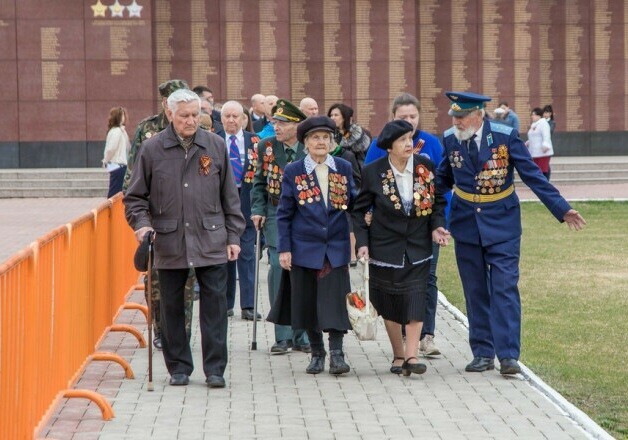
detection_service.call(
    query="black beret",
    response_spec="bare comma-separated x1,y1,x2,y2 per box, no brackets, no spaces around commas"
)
376,120,414,150
297,116,336,144
133,231,154,272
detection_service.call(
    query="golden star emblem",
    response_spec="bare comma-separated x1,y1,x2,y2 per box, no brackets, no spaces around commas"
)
109,0,125,18
127,0,143,18
91,0,107,17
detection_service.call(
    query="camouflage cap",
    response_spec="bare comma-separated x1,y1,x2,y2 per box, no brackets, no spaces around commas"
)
272,99,307,123
158,79,189,98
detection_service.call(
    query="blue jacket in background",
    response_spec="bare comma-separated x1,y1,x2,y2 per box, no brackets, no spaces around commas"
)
364,129,452,221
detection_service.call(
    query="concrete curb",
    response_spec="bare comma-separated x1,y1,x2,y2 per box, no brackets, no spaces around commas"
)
437,291,615,440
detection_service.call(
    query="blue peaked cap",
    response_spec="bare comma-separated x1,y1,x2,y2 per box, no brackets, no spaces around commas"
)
445,91,492,116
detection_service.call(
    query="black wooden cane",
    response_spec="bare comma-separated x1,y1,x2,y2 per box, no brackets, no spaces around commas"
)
251,229,262,350
146,232,154,391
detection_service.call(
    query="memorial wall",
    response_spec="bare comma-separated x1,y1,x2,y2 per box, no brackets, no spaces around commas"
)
0,0,626,168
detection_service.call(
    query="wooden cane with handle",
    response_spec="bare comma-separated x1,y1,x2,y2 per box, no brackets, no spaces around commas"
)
146,232,154,391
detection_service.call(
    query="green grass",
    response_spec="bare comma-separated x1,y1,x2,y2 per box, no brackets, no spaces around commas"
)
437,201,628,439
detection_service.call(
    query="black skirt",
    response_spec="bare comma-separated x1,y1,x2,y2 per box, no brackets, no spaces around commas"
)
369,258,430,324
267,262,352,332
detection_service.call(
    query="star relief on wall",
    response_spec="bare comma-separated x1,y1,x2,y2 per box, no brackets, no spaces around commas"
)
127,0,143,18
109,0,125,17
90,0,143,18
91,0,107,17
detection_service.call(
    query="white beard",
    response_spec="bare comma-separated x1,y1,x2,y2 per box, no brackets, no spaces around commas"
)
454,126,476,142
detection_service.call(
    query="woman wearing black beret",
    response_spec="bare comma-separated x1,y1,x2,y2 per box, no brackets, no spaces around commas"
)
269,116,357,375
352,120,450,376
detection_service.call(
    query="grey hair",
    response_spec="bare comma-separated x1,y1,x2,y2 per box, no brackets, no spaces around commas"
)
167,89,201,113
221,100,244,115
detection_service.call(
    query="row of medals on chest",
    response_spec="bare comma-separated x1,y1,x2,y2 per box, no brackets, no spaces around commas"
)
296,173,348,208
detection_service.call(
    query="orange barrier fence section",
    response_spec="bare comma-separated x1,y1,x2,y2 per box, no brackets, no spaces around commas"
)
0,194,141,440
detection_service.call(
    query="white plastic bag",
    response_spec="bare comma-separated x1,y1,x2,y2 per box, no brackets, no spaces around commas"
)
346,259,378,341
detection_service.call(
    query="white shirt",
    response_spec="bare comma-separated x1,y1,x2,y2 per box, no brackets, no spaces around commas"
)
389,156,414,204
471,123,484,152
225,129,245,162
527,118,554,158
103,126,130,167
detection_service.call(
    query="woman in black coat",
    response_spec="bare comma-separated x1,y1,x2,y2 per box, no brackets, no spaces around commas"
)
352,120,450,376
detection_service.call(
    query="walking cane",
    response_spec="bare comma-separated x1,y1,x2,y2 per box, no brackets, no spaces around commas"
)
251,229,262,350
146,232,154,391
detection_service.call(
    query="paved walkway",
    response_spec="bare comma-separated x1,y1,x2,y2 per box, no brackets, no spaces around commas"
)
1,180,619,439
40,265,592,440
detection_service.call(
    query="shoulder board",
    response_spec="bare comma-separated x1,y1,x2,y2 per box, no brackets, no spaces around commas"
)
489,121,513,135
444,127,456,137
138,114,159,125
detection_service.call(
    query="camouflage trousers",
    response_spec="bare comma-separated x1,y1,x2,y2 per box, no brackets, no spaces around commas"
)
144,268,196,337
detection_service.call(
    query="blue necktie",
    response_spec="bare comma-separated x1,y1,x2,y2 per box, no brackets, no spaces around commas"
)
467,135,478,169
229,135,243,185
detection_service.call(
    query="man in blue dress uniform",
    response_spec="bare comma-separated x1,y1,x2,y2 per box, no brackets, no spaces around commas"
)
435,91,586,375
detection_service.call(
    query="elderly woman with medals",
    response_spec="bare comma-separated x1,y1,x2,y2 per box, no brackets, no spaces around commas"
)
269,116,357,376
353,120,450,376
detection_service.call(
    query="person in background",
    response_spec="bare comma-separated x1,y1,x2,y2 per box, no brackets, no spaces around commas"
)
353,120,449,376
124,89,245,388
327,103,371,168
216,101,262,321
436,91,585,376
250,99,310,355
299,97,319,117
270,116,356,375
250,93,266,123
242,107,254,133
543,105,556,135
255,95,278,137
364,93,451,358
103,106,130,198
199,112,214,132
193,85,222,131
526,107,553,181
498,101,520,132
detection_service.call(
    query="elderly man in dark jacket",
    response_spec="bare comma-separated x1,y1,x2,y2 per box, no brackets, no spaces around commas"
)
124,88,245,388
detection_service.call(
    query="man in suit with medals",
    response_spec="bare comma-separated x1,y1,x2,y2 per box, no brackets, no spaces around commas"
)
250,99,310,354
216,101,263,321
435,91,586,376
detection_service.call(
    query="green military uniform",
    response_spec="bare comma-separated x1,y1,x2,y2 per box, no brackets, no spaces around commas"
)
123,79,196,345
250,99,309,348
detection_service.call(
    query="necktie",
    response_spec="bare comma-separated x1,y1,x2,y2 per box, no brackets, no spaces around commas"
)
229,135,243,186
285,148,295,163
466,134,478,169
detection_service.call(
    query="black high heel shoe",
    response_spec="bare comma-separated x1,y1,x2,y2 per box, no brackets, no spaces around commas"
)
402,357,427,376
390,357,404,374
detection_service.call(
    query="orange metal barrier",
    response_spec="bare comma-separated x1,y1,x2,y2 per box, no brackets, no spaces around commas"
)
0,194,141,440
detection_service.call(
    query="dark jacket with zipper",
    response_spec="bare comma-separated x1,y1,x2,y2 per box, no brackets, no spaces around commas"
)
124,123,245,269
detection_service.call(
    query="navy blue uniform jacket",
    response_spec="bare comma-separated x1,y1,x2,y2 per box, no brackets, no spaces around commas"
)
276,156,356,270
436,120,571,246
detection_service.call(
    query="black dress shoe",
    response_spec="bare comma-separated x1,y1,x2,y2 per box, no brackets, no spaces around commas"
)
292,343,312,353
241,308,262,321
206,375,226,388
270,340,290,355
227,309,234,317
306,352,326,374
169,373,189,386
153,335,162,350
329,350,350,375
390,357,404,374
465,357,495,372
499,358,522,375
401,357,427,376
